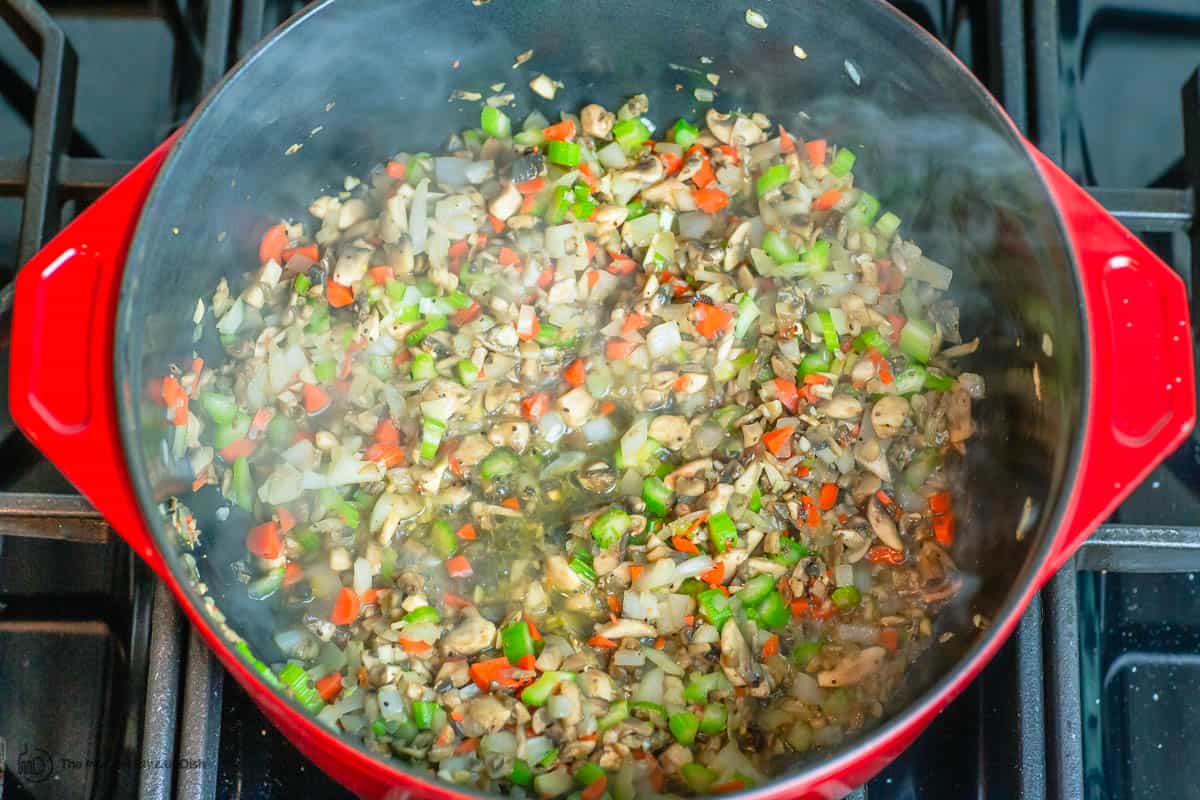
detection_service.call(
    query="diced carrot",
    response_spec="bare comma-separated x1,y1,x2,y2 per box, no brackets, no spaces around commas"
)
683,615,695,627
606,254,638,275
586,269,600,290
542,119,576,141
451,736,479,755
500,497,521,511
778,125,795,154
399,637,434,655
245,521,282,560
762,634,780,658
878,628,900,652
628,564,645,581
515,308,540,341
283,562,305,587
326,280,355,308
932,511,956,546
446,555,474,577
621,312,649,336
796,464,810,478
443,592,473,609
516,654,538,673
219,437,257,462
875,489,895,507
520,193,536,214
867,545,905,565
281,243,319,263
577,163,598,191
385,161,407,180
161,375,189,425
258,223,288,264
818,481,839,511
515,176,545,194
773,378,800,413
680,513,709,540
523,614,542,641
470,656,522,690
672,534,700,555
450,301,482,327
302,383,330,414
691,156,716,189
660,151,684,174
448,239,471,259
692,302,733,339
605,338,639,360
497,246,521,266
330,587,361,625
316,672,344,702
599,400,616,416
607,594,621,615
521,392,551,420
456,523,477,541
800,494,822,528
717,143,740,164
713,780,747,793
700,561,725,587
587,635,619,649
762,425,795,455
581,774,607,800
929,491,952,514
692,187,730,214
364,443,405,468
536,267,555,290
564,358,586,388
373,418,400,446
805,138,827,167
654,637,665,650
814,188,843,211
488,213,506,233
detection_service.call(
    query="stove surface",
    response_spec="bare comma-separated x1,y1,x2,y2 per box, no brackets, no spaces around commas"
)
0,2,1197,800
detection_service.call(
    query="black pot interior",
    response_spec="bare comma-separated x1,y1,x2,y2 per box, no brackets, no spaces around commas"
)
116,0,1084,786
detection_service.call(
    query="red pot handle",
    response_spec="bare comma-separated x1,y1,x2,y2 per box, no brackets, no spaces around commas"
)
9,137,177,580
1030,149,1195,577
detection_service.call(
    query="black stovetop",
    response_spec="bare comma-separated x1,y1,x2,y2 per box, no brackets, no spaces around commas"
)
0,2,1197,799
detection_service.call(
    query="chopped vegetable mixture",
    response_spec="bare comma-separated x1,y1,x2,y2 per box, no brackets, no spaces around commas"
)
162,93,984,798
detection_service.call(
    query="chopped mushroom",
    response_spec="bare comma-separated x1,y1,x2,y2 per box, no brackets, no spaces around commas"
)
719,619,759,687
579,103,615,139
817,646,887,688
441,608,497,656
867,496,904,551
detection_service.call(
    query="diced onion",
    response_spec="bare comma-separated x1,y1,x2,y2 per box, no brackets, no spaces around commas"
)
620,416,649,462
911,255,954,290
538,411,567,443
792,672,822,704
409,179,429,254
481,730,517,756
678,211,713,240
613,649,646,667
645,321,682,359
642,645,685,677
623,212,660,247
353,557,373,594
598,142,628,169
676,555,716,579
634,557,677,591
835,563,855,587
545,223,575,258
434,157,470,185
632,667,664,704
623,590,660,621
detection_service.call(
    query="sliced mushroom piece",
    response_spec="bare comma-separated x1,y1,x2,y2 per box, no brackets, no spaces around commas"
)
818,395,864,421
580,103,615,139
595,618,657,640
622,155,666,185
556,386,596,428
870,395,909,439
867,496,904,551
649,415,690,451
488,182,522,221
332,244,372,286
592,204,629,234
835,528,872,563
576,462,617,495
663,459,712,491
817,646,887,688
723,220,753,271
640,178,688,205
544,554,582,593
706,109,735,144
460,695,512,737
946,384,974,443
578,669,615,701
854,438,892,482
442,607,497,656
719,619,760,687
453,434,494,468
731,116,766,146
487,420,531,454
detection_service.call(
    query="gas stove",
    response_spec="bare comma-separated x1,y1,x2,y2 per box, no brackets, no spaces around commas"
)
0,2,1196,799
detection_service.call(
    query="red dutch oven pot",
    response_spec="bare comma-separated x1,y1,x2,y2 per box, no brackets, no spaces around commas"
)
8,1,1195,797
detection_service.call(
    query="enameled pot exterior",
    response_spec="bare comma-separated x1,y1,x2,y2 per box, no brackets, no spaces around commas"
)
9,1,1194,797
